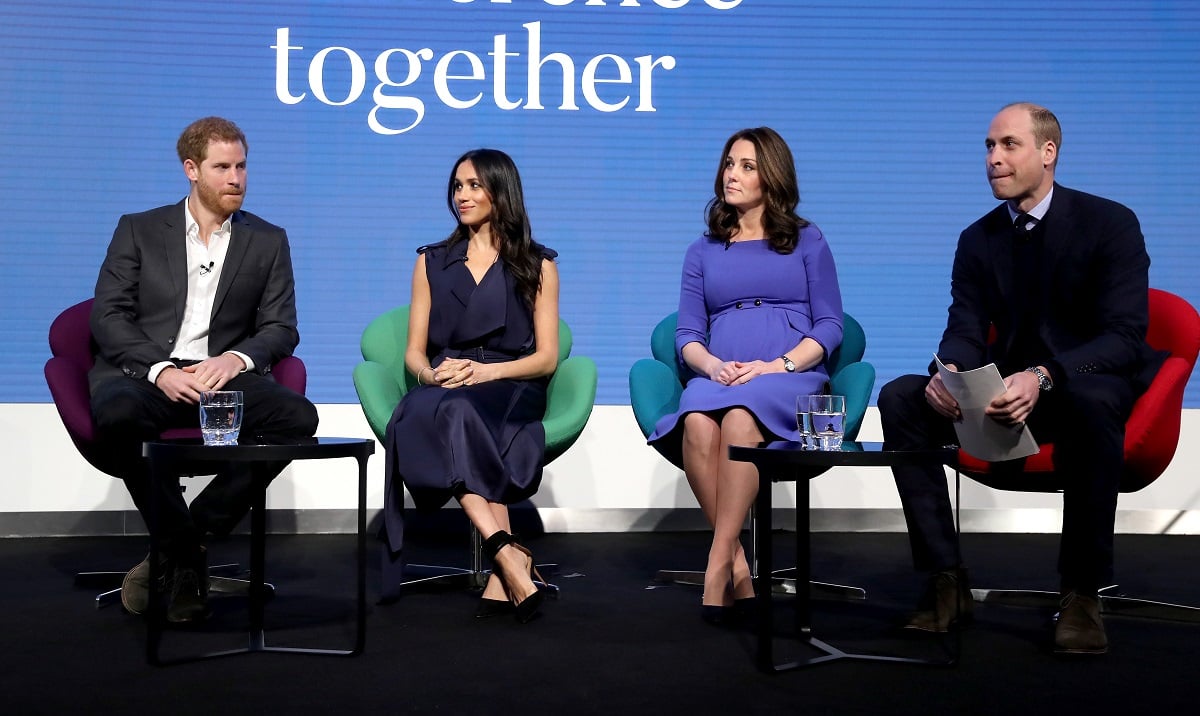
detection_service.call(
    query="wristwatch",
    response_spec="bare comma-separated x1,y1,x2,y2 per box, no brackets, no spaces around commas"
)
780,355,796,373
1025,366,1052,392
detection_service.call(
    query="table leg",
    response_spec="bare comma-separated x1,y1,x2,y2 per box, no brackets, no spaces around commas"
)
353,454,368,655
248,471,267,651
754,470,775,671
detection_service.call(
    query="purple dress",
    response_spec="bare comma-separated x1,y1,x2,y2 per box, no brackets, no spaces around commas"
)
648,227,843,464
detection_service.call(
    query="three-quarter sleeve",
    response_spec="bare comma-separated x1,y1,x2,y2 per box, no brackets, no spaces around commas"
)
674,239,709,358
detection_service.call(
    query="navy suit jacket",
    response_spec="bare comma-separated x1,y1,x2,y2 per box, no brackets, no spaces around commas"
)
936,184,1161,390
89,200,300,392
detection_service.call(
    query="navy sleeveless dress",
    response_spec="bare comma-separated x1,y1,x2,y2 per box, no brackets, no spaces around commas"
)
380,238,556,586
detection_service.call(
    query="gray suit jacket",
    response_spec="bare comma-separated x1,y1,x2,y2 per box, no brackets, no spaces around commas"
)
89,200,300,392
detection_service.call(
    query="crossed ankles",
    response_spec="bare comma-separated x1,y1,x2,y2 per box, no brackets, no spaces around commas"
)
120,545,209,624
481,530,545,623
700,561,755,627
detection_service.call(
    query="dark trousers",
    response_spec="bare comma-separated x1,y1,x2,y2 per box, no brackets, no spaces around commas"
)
878,372,1135,593
91,371,319,558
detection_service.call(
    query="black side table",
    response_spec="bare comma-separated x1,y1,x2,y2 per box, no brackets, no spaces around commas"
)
728,440,959,672
142,436,374,665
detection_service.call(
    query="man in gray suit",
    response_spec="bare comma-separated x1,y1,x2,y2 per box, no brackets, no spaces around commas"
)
90,117,319,623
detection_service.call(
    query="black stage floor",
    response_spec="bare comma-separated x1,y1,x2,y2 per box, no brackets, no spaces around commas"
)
2,530,1198,715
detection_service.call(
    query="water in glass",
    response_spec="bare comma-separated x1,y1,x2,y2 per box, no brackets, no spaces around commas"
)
199,391,243,445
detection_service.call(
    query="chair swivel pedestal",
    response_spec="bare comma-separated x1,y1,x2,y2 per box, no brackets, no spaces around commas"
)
399,525,561,596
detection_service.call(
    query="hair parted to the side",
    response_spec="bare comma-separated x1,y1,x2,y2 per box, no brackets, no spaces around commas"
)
704,126,808,254
444,148,544,308
1002,101,1062,167
176,117,248,165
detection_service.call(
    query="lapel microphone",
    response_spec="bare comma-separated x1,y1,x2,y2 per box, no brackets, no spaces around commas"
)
199,261,215,275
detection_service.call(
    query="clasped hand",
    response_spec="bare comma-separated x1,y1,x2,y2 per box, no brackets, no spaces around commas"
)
710,359,777,386
155,353,246,404
430,358,495,389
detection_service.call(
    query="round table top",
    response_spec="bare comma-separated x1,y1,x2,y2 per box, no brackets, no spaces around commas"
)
142,436,375,462
728,440,957,472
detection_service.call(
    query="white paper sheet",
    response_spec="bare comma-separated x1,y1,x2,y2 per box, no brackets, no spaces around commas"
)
934,355,1040,462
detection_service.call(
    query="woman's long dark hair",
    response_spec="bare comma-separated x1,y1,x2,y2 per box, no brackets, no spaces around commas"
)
704,127,809,254
445,148,543,308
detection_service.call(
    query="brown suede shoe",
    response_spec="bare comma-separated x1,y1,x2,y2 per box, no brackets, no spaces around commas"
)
1054,592,1107,655
120,553,171,615
167,546,210,624
904,568,974,632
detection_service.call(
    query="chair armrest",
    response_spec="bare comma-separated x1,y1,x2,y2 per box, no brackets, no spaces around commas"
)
830,361,875,442
543,355,598,461
1124,355,1191,487
271,355,308,395
352,361,406,442
629,358,683,439
44,356,97,444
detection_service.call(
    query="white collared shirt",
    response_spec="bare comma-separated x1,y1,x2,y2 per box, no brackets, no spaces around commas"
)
1008,186,1054,229
146,200,252,384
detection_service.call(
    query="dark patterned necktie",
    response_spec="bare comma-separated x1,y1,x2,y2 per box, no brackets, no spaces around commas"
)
1014,213,1037,239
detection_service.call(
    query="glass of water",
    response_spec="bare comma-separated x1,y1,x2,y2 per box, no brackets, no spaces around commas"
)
797,395,816,449
806,394,846,450
199,390,243,445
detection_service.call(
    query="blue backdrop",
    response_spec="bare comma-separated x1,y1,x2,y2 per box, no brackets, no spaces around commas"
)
4,0,1198,405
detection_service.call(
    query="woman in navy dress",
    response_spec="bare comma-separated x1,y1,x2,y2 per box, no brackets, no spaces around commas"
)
383,149,560,623
648,127,843,623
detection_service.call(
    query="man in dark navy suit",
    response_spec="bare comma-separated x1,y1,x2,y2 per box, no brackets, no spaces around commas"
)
879,103,1162,654
89,117,318,623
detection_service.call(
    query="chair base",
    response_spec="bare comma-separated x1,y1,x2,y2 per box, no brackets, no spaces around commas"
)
401,562,561,597
971,585,1200,623
76,564,272,609
653,568,866,600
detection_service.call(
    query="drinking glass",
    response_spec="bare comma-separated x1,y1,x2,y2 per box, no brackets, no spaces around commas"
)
806,394,846,450
796,395,816,449
199,390,243,445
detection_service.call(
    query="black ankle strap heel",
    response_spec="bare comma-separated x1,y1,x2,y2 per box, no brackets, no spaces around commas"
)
480,530,544,623
482,529,515,561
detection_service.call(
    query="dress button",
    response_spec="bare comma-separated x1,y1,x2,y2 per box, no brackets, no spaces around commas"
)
754,299,762,306
735,302,743,309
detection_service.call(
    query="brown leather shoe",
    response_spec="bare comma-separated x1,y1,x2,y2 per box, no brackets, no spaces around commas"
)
1054,592,1107,655
905,568,974,632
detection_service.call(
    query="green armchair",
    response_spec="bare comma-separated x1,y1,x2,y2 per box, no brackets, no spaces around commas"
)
353,305,598,593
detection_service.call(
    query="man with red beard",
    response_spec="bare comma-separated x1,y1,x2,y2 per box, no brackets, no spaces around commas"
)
89,117,318,623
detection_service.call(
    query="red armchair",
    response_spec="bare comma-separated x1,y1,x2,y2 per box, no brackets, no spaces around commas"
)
961,288,1200,620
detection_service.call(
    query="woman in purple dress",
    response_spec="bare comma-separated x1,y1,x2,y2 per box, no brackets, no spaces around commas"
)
648,127,843,623
383,149,560,623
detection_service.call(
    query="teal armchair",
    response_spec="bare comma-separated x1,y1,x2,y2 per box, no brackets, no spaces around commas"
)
628,311,876,595
630,311,874,447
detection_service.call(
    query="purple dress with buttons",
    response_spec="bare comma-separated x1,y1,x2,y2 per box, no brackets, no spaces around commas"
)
648,227,843,465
